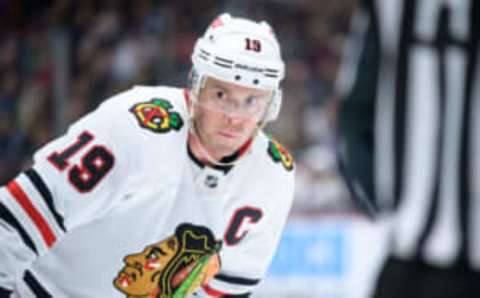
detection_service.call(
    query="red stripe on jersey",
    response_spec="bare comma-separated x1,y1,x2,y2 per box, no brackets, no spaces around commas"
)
7,181,56,247
202,284,228,298
183,88,190,106
238,138,253,156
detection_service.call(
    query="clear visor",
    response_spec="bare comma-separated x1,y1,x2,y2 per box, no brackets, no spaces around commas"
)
193,80,273,119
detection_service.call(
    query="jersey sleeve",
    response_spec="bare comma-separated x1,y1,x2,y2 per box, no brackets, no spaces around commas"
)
205,169,295,297
0,88,140,290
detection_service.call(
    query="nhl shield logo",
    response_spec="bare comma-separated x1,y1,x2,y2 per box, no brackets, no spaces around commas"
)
205,175,218,188
130,98,184,133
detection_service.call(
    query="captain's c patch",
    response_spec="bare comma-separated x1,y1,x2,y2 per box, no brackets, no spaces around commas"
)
130,98,184,133
268,138,294,171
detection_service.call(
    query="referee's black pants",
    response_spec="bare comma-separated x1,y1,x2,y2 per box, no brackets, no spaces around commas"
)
373,256,480,298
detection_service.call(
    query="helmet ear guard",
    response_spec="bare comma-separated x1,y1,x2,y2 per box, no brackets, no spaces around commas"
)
187,68,199,94
267,88,282,122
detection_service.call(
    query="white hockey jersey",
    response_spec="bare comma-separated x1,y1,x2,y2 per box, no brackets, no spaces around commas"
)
0,86,295,297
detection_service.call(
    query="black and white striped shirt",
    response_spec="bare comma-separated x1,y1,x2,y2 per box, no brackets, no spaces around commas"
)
337,0,480,270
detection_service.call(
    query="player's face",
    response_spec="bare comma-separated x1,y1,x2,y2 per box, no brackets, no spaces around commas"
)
114,236,178,297
193,77,271,159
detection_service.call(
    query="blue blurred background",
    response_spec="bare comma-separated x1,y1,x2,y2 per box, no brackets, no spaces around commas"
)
0,1,388,297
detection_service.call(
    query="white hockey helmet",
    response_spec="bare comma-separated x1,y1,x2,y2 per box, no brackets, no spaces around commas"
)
190,13,285,122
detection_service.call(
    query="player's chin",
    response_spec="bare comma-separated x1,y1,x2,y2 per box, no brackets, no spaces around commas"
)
213,133,239,145
225,137,245,149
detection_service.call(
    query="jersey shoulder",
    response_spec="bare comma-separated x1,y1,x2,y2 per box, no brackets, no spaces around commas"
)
245,132,295,202
98,85,188,134
242,132,295,224
73,85,190,145
96,85,190,170
46,85,190,179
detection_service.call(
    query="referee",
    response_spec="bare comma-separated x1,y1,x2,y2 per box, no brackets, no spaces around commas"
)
336,0,479,297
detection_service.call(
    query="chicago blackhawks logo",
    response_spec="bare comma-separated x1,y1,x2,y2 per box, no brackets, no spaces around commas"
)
268,138,294,171
130,99,184,133
114,223,221,298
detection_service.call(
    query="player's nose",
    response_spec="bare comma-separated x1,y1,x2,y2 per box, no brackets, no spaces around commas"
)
223,112,244,126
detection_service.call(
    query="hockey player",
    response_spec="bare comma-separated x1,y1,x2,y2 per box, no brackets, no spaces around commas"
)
0,13,294,297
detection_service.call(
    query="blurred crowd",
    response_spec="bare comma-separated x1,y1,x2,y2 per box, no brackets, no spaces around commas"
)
0,0,356,213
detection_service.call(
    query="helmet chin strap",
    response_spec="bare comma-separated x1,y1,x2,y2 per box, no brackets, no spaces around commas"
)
187,90,268,168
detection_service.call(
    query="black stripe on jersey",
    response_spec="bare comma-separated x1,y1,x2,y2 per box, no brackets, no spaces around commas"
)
24,169,66,232
336,0,380,216
23,270,52,298
187,143,234,174
458,0,479,266
0,202,38,255
214,274,260,286
0,286,12,297
392,0,416,209
223,293,251,298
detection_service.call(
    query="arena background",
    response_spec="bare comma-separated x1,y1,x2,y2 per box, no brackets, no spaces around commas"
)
0,1,388,297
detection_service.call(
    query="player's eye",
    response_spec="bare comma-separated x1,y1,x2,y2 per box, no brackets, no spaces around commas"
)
245,96,258,106
215,91,225,100
146,251,158,260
